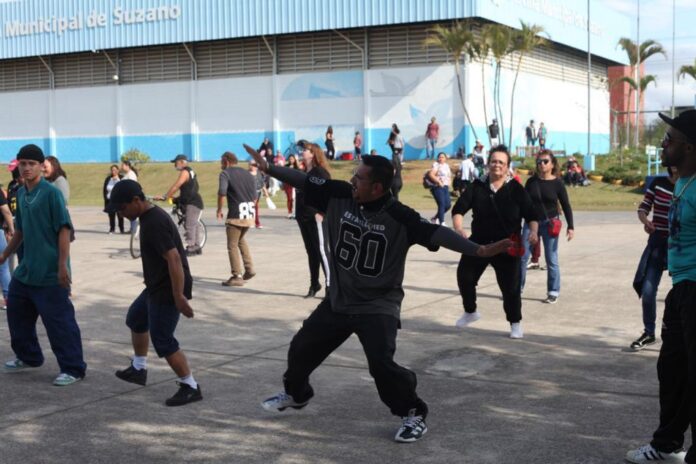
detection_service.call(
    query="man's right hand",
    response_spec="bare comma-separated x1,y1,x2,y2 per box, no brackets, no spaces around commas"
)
243,144,269,172
644,221,656,234
476,238,513,257
175,294,194,318
216,209,224,221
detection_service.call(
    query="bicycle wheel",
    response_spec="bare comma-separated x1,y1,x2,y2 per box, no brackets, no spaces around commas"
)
197,220,207,249
130,224,141,259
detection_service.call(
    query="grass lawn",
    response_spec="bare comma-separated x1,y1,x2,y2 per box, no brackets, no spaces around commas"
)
0,159,644,211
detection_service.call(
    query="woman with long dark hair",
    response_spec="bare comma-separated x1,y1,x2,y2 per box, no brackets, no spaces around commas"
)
520,149,574,305
387,123,404,163
103,164,125,234
325,126,335,160
295,141,331,297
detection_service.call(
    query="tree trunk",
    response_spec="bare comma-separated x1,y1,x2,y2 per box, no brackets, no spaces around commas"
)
496,63,506,146
453,59,479,143
481,58,492,148
508,53,524,151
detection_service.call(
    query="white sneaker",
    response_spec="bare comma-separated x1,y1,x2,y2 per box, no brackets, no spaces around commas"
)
455,311,481,328
261,391,309,412
510,322,524,339
625,444,686,463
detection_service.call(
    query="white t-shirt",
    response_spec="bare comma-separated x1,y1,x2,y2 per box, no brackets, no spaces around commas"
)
459,158,477,182
106,177,119,199
123,170,138,181
432,162,452,186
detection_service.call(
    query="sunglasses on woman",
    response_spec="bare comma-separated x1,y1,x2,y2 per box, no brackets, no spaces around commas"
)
536,159,550,165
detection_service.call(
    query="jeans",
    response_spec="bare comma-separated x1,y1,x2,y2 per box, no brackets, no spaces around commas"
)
426,138,437,159
6,279,87,378
520,220,560,297
0,232,11,298
634,234,667,335
430,186,451,225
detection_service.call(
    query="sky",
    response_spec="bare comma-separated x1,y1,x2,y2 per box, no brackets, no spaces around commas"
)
604,0,696,118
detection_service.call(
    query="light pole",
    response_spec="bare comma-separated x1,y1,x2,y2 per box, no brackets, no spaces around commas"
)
587,0,591,162
671,0,676,118
634,0,640,149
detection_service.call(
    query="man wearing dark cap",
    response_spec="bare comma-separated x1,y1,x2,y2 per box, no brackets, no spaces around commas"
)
0,144,86,386
154,154,204,256
244,144,510,443
626,109,696,464
107,180,202,406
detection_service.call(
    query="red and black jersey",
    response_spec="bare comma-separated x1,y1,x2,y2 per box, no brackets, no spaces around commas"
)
304,176,439,319
639,177,674,237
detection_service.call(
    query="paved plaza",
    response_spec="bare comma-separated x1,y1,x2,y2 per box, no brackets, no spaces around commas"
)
0,206,684,464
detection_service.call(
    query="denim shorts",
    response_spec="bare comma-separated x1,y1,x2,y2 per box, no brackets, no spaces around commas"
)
126,289,180,358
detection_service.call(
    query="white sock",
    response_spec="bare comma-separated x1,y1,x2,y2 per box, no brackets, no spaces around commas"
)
132,355,147,370
180,374,198,389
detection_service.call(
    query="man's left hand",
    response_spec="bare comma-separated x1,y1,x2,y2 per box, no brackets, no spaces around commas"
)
528,231,539,246
175,294,194,318
58,265,71,289
476,238,513,257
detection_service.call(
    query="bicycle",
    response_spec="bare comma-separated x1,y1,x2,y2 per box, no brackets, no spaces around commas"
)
130,198,207,259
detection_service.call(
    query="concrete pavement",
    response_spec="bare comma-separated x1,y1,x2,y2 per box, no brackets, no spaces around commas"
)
0,206,684,464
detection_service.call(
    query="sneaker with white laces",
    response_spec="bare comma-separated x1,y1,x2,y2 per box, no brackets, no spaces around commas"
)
510,322,524,339
543,295,558,304
5,359,33,372
261,391,309,412
394,410,428,443
455,311,481,328
625,444,686,463
53,373,81,387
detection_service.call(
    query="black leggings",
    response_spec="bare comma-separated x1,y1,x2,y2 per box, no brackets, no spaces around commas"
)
297,218,327,288
283,299,428,418
457,253,522,323
108,211,124,232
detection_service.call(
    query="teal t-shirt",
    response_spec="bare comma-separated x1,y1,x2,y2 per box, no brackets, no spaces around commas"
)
14,178,73,286
668,175,696,284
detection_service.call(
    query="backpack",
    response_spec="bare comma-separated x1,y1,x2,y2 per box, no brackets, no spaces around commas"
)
422,170,438,189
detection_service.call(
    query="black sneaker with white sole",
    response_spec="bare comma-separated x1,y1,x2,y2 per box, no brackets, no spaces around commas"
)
115,363,147,386
625,444,686,462
394,410,428,443
630,333,657,351
261,391,309,411
165,382,203,406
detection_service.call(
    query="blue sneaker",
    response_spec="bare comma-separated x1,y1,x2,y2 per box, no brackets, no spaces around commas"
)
4,359,32,372
53,373,81,386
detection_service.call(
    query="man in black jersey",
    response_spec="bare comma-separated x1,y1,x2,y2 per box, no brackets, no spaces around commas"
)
108,180,202,407
244,144,510,443
217,152,258,287
155,155,205,256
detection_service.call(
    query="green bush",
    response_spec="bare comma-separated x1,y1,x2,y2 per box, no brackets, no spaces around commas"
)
603,166,630,183
121,148,150,169
621,173,644,186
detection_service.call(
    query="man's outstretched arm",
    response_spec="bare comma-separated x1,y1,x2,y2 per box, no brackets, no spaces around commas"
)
430,226,511,258
244,144,306,189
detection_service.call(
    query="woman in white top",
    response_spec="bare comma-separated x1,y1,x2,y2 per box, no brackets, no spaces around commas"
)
121,159,138,181
43,156,69,205
428,152,452,226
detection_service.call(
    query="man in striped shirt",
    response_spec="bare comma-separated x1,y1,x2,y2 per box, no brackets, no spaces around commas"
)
630,166,678,351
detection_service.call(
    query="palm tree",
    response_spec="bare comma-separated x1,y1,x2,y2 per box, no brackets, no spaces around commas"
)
617,38,666,148
617,38,638,148
615,75,658,165
679,59,696,82
482,24,513,146
423,22,480,143
508,21,547,147
468,36,493,147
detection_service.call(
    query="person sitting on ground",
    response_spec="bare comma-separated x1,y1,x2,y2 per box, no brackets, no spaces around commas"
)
563,158,589,187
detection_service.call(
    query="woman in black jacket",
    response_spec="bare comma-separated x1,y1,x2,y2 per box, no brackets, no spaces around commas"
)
451,146,539,339
295,141,332,297
103,164,124,233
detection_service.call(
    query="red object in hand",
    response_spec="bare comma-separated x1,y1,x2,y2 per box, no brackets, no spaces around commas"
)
507,233,525,257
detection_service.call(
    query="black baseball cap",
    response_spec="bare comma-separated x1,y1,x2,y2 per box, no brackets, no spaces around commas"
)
659,110,696,144
106,180,144,213
170,154,188,163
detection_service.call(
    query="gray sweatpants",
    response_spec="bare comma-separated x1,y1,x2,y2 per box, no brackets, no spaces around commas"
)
185,204,202,249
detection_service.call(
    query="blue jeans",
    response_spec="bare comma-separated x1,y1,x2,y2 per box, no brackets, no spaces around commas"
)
0,232,10,298
520,220,560,297
634,233,667,336
6,279,87,378
426,138,437,159
430,186,451,225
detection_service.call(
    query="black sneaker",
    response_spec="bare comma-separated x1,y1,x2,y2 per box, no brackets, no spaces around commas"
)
630,333,657,351
165,382,202,406
394,410,428,443
115,364,147,386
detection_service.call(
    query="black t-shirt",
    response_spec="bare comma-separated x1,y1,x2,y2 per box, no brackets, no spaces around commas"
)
524,176,574,229
218,166,257,223
488,124,499,138
139,205,193,304
304,177,439,319
452,177,538,243
179,167,204,209
295,166,330,220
